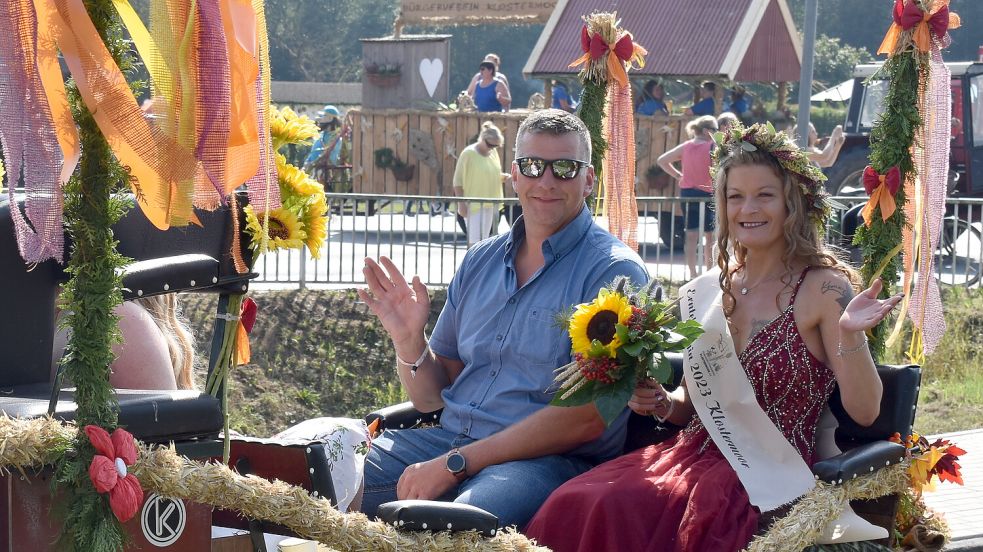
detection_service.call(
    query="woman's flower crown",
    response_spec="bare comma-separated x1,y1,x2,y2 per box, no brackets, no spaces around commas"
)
710,121,832,226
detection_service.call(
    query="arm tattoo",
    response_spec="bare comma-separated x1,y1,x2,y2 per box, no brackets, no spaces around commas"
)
821,280,853,314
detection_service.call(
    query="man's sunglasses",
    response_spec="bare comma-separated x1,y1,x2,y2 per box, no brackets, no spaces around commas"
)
514,157,590,180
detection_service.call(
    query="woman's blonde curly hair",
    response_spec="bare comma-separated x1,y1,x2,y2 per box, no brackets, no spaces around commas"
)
712,148,860,316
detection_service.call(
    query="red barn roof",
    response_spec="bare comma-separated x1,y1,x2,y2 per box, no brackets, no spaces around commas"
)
524,0,802,82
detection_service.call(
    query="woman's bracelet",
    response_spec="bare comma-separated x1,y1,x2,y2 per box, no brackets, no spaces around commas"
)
837,334,868,357
396,342,430,378
652,397,675,424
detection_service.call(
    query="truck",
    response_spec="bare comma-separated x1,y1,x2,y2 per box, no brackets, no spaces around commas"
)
824,61,983,198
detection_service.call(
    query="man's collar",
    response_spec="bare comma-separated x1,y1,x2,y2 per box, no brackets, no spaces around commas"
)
505,204,592,261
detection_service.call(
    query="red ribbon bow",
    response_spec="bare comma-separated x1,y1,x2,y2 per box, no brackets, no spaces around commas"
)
896,0,949,39
861,165,901,225
570,25,645,87
235,297,257,365
85,425,144,522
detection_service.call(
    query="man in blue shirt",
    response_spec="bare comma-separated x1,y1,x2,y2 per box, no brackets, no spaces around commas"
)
551,80,576,112
685,81,717,116
356,109,648,528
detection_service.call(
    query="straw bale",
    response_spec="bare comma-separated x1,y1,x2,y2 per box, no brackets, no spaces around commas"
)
0,416,75,471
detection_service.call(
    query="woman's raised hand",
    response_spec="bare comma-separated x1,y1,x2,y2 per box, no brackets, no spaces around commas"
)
357,257,431,345
839,278,903,332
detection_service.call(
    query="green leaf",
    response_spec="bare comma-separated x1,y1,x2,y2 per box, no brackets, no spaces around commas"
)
550,379,599,407
594,378,634,425
649,354,673,384
621,339,646,357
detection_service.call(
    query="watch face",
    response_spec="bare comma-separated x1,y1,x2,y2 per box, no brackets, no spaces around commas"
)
446,451,466,474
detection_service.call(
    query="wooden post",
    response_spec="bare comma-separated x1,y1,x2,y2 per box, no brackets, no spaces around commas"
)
776,82,788,111
543,79,553,109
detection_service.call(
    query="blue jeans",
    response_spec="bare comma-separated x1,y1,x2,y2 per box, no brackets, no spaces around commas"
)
360,426,593,529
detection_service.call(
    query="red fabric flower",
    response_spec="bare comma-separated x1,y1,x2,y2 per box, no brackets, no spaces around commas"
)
85,425,144,522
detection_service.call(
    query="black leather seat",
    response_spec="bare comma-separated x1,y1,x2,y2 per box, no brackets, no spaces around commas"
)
0,194,254,447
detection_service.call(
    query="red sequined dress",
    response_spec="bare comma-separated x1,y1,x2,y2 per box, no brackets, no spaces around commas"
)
525,268,836,552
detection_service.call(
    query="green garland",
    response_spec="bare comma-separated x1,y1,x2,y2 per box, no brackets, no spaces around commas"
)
854,50,925,360
52,1,137,549
577,81,607,183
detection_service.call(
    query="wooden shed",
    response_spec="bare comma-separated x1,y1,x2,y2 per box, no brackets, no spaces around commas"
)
524,0,802,82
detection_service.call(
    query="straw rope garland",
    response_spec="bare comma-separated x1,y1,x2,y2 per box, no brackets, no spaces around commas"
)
745,463,911,552
0,417,544,551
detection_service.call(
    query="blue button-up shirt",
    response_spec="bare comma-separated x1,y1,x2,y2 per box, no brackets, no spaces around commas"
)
429,205,649,463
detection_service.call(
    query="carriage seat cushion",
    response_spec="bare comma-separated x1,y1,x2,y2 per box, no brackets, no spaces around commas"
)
121,254,220,300
377,500,499,537
830,364,921,446
0,384,223,443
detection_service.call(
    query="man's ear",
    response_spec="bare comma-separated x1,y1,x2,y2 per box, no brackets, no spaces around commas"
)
584,165,596,197
510,163,519,193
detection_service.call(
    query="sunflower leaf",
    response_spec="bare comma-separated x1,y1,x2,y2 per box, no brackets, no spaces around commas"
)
649,354,673,384
594,378,634,425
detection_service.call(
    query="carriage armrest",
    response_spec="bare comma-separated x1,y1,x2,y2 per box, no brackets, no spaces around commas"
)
365,402,442,432
121,254,221,300
811,440,907,484
377,500,498,537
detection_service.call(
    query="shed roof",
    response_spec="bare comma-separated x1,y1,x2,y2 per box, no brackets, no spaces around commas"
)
523,0,802,82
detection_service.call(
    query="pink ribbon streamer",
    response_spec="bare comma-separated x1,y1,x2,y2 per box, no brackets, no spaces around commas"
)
194,0,233,206
602,81,638,249
0,0,68,263
910,43,949,355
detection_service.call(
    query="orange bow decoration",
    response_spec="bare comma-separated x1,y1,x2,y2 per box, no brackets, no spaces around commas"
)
234,297,258,365
878,0,960,55
862,165,901,226
569,25,646,87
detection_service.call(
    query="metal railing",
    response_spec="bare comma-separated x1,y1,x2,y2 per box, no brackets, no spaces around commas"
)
252,193,983,289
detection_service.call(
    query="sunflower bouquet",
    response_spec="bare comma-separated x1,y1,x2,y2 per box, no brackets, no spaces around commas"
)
551,278,703,424
243,105,328,259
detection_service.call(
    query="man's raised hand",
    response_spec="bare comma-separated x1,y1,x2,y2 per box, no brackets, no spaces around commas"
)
357,257,431,347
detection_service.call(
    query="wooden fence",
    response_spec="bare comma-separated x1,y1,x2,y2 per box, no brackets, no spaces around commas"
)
349,108,690,196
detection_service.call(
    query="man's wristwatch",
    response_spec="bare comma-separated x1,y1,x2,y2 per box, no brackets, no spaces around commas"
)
445,448,468,479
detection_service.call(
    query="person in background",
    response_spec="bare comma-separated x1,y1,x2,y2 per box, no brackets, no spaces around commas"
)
658,115,718,278
792,122,846,169
724,85,750,118
469,61,511,113
717,112,739,133
636,80,669,116
685,81,717,116
467,53,510,95
551,80,577,112
53,295,196,390
453,121,510,246
303,105,349,172
355,109,648,529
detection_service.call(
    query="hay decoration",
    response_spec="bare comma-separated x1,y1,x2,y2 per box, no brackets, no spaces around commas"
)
0,416,75,470
132,444,547,552
745,463,910,552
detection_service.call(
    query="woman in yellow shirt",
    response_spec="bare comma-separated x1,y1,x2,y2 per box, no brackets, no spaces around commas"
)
453,121,509,246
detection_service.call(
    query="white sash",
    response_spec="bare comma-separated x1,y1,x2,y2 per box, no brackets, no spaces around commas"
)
679,271,888,542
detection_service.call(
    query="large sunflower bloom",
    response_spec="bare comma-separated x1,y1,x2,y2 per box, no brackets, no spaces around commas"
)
569,289,632,358
277,153,324,198
269,106,318,148
303,195,329,259
244,205,306,252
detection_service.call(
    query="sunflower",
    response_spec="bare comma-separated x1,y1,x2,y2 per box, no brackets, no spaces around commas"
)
269,105,319,149
244,205,306,252
569,289,633,358
276,153,324,198
303,194,329,259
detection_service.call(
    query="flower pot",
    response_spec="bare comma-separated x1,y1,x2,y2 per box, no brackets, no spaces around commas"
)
367,73,401,88
392,164,416,182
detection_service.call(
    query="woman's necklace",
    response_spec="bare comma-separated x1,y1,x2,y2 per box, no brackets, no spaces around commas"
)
739,268,790,295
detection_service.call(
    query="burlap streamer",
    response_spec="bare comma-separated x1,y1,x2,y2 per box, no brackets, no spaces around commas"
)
602,81,638,249
0,0,71,263
908,44,949,358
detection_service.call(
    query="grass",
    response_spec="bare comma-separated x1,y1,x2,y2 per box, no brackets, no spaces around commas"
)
882,287,983,435
181,286,983,438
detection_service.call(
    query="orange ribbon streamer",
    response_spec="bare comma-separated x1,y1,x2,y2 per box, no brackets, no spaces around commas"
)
42,0,202,229
861,165,901,226
878,0,960,55
234,296,257,365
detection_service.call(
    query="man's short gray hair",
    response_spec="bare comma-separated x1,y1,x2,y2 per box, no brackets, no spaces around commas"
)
515,109,592,161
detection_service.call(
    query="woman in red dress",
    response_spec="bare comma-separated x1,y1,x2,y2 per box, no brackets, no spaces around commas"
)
525,123,903,552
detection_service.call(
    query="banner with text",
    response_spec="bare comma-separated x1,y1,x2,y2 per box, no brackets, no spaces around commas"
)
399,1,556,24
